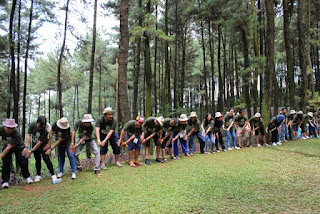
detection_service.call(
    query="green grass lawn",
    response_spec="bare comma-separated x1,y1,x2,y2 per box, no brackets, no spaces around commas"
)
1,139,320,213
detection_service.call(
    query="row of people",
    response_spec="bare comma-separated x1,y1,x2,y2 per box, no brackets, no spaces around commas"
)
1,107,319,189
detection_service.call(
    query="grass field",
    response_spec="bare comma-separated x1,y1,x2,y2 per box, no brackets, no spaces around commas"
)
0,139,320,213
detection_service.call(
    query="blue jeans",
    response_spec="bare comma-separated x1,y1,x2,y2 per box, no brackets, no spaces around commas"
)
205,133,215,152
188,131,206,153
172,132,188,157
58,145,76,173
279,123,286,141
225,131,236,148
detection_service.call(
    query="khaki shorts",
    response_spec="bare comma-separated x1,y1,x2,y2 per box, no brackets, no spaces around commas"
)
236,126,249,138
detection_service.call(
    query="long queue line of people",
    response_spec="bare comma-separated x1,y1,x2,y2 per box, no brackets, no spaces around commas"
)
1,107,319,189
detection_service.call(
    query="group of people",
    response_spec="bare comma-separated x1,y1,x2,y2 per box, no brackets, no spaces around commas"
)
1,106,319,189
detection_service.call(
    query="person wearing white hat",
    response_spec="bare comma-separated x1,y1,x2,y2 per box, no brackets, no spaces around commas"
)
187,111,205,155
213,112,226,152
287,110,296,140
0,119,33,188
171,114,189,159
143,116,165,164
95,107,122,169
249,113,268,147
46,117,77,179
71,114,101,176
307,112,318,138
24,116,60,183
118,116,145,167
223,109,237,151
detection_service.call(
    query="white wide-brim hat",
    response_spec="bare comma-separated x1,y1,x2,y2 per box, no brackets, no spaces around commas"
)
103,107,114,114
254,113,261,118
179,114,188,122
189,111,198,118
307,112,313,117
156,116,165,126
57,117,70,129
215,112,222,118
289,110,296,115
2,119,18,128
82,114,94,122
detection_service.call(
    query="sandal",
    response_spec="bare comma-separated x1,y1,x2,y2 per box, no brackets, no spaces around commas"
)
134,161,143,166
129,161,136,167
176,156,180,160
170,156,174,159
162,158,168,163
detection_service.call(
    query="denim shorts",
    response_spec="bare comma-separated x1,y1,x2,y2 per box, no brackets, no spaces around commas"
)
127,135,142,151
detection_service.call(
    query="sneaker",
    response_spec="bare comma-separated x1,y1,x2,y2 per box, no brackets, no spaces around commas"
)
2,182,9,189
26,177,33,184
190,153,194,156
57,172,63,178
71,173,76,180
155,158,161,162
145,159,151,165
272,143,277,146
216,150,220,153
51,175,58,181
34,175,42,182
223,149,227,152
101,165,107,170
228,147,232,151
264,144,270,147
185,153,191,157
277,142,282,146
235,146,240,150
51,178,62,184
301,137,306,140
305,136,310,139
115,161,123,167
211,151,215,154
94,170,102,176
257,144,261,148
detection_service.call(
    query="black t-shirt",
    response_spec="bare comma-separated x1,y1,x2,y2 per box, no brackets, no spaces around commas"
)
0,126,25,149
73,120,94,139
52,122,71,146
28,121,51,149
213,118,223,133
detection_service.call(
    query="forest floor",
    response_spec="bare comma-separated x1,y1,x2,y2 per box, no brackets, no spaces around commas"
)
0,139,320,213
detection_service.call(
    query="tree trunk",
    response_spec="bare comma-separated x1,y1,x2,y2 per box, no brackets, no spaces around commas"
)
208,21,215,113
163,0,170,113
200,18,209,113
22,0,34,139
283,0,295,109
144,0,152,117
264,0,275,118
217,25,223,111
57,0,70,118
153,3,158,114
16,0,21,122
180,26,187,109
118,0,131,123
298,0,308,112
87,0,98,114
9,0,18,122
242,28,251,118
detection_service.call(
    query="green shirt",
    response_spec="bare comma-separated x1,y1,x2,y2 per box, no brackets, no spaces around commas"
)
224,114,235,131
28,121,51,149
52,122,71,146
202,119,214,134
172,122,187,132
234,115,248,128
249,117,264,129
163,118,174,133
123,120,144,136
73,120,94,139
0,126,25,149
95,115,118,135
188,118,201,132
144,117,161,133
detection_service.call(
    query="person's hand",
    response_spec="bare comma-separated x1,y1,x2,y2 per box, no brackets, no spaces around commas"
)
43,143,50,151
227,128,230,132
202,131,206,136
45,148,52,155
184,135,188,141
24,150,32,158
121,141,127,147
21,148,29,156
69,145,76,153
141,139,146,145
98,140,105,147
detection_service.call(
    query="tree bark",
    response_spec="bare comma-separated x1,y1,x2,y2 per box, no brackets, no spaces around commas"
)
144,0,152,117
217,25,223,111
57,0,70,118
118,0,131,123
22,0,34,139
88,0,98,114
208,21,215,113
242,29,251,118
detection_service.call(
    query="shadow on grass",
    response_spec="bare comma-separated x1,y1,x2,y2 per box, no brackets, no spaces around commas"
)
268,146,320,158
